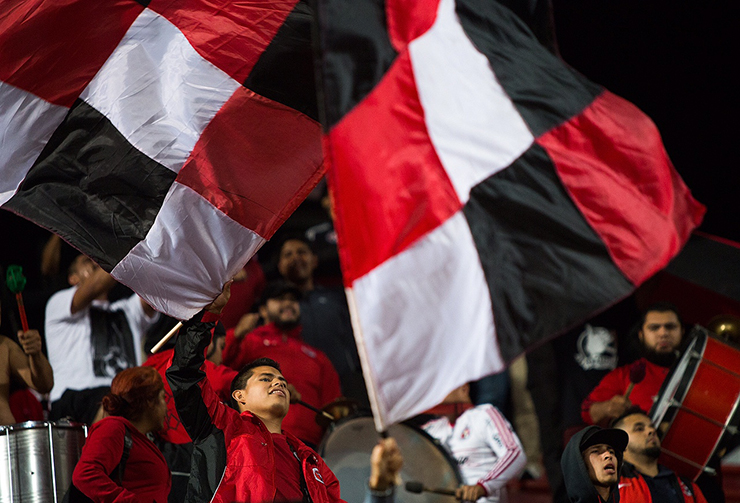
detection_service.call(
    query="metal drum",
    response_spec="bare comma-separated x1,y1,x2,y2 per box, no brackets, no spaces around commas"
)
0,421,87,503
319,414,462,503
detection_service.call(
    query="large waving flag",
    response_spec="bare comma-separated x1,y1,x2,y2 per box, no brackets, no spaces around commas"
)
315,0,706,429
0,0,322,320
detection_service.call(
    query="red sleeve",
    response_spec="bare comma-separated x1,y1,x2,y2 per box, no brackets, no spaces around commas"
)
205,360,238,403
580,366,630,424
72,419,138,502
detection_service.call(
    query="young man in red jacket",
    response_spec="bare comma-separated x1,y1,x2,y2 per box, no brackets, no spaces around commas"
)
167,284,347,503
613,408,706,503
222,280,341,447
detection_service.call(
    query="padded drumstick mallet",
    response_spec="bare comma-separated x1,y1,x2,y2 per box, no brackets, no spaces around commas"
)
6,265,29,332
624,360,646,400
405,481,456,497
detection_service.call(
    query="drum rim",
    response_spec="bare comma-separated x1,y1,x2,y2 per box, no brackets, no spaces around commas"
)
650,330,707,428
0,420,87,433
318,414,463,485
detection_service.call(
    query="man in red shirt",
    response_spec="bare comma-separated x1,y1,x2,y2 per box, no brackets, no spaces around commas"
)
581,302,683,426
223,280,341,447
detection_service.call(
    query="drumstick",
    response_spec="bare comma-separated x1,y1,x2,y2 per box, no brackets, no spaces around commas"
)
150,322,183,354
405,481,456,497
624,360,647,399
296,400,335,421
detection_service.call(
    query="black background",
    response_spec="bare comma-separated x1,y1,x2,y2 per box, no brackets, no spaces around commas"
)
552,1,738,242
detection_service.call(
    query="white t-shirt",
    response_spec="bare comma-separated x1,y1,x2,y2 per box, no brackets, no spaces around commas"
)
422,404,526,503
45,286,158,402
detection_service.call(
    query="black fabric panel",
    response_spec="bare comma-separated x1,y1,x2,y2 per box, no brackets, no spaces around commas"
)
463,144,634,363
494,0,559,55
315,0,398,129
244,0,319,121
4,99,175,271
456,0,601,137
665,234,740,303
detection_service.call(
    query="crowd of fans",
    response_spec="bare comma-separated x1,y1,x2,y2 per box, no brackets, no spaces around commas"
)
0,188,735,502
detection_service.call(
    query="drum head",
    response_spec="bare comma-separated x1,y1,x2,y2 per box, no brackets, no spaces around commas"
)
319,416,461,503
650,332,706,433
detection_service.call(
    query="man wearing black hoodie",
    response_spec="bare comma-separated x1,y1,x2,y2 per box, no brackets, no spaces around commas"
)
561,426,629,503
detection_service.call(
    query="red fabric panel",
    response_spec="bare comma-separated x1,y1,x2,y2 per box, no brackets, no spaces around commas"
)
0,0,143,107
149,0,297,83
385,0,440,51
538,90,705,286
176,86,323,239
325,51,461,284
8,389,44,422
219,258,266,330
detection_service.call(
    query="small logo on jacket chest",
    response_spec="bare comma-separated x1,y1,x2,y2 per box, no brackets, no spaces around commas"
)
312,467,324,484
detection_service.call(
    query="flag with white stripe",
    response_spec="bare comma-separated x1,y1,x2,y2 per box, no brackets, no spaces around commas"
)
315,0,706,429
0,0,322,320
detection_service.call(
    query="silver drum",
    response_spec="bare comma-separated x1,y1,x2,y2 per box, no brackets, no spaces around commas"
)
0,421,87,503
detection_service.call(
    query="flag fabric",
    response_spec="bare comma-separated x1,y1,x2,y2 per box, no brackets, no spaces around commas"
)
315,0,706,429
0,0,322,320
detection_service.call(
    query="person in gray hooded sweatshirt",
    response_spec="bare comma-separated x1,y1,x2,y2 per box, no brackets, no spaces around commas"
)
561,425,628,503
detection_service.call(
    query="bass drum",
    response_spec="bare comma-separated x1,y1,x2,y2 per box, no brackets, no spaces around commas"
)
651,329,740,480
319,414,461,503
0,420,87,503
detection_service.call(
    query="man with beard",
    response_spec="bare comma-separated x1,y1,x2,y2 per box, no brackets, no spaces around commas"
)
613,408,706,502
222,279,341,447
581,302,683,427
276,237,367,404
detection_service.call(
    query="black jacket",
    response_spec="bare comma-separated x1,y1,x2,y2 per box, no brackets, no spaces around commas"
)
561,426,622,503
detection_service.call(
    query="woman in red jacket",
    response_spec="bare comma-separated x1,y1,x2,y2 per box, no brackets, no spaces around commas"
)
72,366,171,502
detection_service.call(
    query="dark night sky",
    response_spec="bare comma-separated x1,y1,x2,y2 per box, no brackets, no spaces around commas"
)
552,1,739,242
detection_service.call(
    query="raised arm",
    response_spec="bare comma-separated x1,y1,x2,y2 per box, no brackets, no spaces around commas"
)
166,283,232,442
70,266,117,314
9,329,54,393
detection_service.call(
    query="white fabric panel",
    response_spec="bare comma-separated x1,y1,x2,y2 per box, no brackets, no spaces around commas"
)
409,0,533,204
0,82,68,204
80,9,240,174
349,211,504,430
112,182,265,320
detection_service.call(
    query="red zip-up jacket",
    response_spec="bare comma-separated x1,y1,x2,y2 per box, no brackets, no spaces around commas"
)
166,312,345,503
73,416,171,502
618,462,707,503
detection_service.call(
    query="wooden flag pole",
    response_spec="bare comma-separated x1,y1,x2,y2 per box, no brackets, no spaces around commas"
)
150,322,183,354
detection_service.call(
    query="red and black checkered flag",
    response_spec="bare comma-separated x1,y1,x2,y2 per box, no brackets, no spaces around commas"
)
316,0,706,428
0,0,322,319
